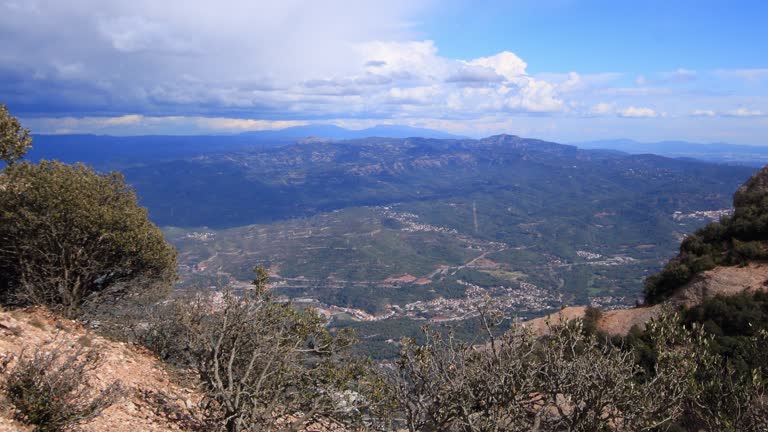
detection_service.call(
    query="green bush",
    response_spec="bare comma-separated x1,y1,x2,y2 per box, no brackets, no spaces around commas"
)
732,239,767,262
582,305,603,335
644,259,694,303
0,161,177,317
682,291,768,376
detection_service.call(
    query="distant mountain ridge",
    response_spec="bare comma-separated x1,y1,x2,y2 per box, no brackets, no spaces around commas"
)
118,133,753,229
30,130,768,171
573,139,768,166
239,123,467,140
25,124,466,169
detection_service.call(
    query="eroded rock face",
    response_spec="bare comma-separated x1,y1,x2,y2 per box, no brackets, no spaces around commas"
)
734,165,768,208
670,263,768,309
519,264,768,338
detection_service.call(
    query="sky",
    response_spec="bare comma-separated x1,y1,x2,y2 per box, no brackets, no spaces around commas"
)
1,0,767,143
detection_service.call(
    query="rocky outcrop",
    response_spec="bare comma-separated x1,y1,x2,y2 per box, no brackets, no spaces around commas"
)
669,263,768,309
521,305,664,337
522,263,768,337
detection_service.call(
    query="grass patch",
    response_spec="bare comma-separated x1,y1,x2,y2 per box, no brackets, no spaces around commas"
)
480,269,526,282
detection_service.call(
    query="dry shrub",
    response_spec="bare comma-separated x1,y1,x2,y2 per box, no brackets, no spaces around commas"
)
2,340,123,431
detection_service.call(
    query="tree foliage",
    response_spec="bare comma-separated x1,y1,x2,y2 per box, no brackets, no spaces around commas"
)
0,161,177,317
0,104,32,166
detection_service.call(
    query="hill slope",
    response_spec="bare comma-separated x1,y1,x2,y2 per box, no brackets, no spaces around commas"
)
0,308,202,432
525,164,768,336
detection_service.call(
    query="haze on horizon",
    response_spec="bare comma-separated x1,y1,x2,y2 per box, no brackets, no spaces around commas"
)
1,0,766,144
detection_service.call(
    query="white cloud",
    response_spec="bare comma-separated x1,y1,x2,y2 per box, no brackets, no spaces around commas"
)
660,68,697,83
725,108,764,117
0,0,766,142
618,106,659,118
0,0,569,120
193,118,309,131
0,0,430,107
321,41,567,115
468,51,528,81
357,40,448,82
691,109,716,117
385,86,440,105
555,72,587,93
713,69,768,82
590,102,616,115
533,72,622,95
22,115,308,135
97,15,196,54
103,114,145,125
506,79,564,112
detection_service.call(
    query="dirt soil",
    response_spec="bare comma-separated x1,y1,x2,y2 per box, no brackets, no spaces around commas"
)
0,307,202,432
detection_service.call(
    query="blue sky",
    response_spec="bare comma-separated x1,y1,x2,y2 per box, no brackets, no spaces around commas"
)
421,0,768,73
1,0,766,143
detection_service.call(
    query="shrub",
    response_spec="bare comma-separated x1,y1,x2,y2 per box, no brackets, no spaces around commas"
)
2,342,123,431
0,161,177,317
378,310,768,431
138,270,369,432
376,312,696,431
644,259,694,303
136,291,210,368
582,305,603,335
732,239,767,262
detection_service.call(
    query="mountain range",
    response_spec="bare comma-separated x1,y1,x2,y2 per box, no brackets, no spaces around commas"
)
23,130,761,357
574,138,768,166
24,124,464,170
27,125,768,171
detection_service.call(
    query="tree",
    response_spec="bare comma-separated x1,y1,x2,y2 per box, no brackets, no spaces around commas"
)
0,160,177,317
0,104,32,166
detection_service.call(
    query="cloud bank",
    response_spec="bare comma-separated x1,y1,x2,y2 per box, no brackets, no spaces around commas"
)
0,0,766,142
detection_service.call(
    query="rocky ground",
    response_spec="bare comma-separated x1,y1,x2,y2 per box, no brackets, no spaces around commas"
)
0,307,202,432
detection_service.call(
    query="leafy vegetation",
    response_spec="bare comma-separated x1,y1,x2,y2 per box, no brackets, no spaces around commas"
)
579,292,768,430
0,161,177,317
0,103,32,166
373,312,767,431
681,291,768,377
